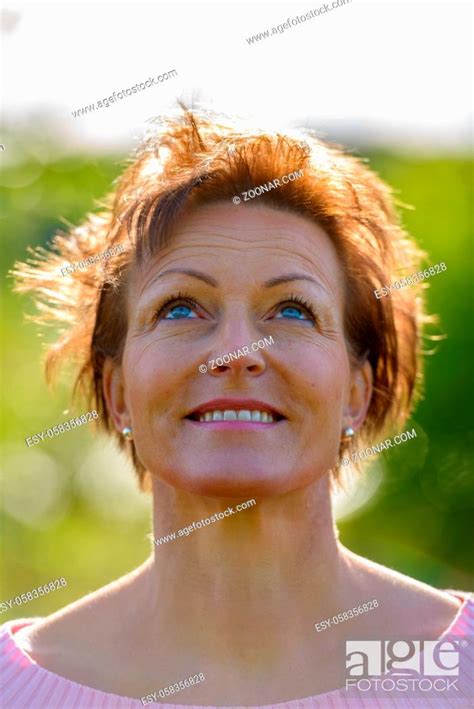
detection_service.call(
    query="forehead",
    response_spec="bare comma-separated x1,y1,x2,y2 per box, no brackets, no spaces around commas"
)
132,202,346,303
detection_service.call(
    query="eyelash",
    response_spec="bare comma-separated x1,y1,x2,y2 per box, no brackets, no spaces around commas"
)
153,291,318,323
154,290,199,320
277,294,318,323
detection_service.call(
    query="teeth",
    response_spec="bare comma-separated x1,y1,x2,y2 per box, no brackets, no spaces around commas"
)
197,409,275,423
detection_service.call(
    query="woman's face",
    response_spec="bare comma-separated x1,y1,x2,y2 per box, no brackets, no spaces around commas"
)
115,202,369,497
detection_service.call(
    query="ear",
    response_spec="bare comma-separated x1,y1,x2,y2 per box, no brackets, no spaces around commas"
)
343,359,373,432
102,357,131,434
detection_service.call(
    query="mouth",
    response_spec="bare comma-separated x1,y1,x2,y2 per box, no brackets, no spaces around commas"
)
185,399,285,424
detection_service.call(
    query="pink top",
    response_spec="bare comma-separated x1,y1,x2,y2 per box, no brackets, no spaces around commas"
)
1,591,473,708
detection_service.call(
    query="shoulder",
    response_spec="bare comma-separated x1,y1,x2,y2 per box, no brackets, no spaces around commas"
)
11,562,151,686
0,616,41,659
342,547,471,639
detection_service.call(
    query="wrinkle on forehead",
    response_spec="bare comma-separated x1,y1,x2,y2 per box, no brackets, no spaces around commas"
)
130,203,346,308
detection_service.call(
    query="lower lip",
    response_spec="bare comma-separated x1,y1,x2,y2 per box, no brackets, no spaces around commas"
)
185,419,283,430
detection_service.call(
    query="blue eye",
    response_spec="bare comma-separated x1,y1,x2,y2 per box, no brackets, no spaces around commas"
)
277,305,309,320
164,303,198,319
273,295,318,324
154,291,200,322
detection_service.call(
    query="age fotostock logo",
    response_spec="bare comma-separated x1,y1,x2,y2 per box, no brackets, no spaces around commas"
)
345,638,469,698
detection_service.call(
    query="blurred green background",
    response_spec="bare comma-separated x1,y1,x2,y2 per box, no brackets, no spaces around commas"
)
1,135,473,620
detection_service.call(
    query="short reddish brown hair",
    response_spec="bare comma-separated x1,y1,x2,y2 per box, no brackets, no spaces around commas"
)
13,106,429,489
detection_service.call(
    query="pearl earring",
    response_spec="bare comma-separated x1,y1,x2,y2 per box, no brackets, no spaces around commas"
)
122,426,133,440
342,426,355,439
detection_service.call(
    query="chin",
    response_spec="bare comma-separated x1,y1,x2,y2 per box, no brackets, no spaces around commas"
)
154,459,316,498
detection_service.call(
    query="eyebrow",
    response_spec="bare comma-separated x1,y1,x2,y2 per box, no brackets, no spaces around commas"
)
156,269,323,290
263,273,322,289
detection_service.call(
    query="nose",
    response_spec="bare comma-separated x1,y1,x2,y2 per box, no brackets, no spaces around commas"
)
207,316,267,378
208,346,266,377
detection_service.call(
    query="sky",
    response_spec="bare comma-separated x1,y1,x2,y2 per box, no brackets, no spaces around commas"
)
1,0,473,155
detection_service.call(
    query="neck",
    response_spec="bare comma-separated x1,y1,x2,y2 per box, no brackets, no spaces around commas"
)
139,475,354,664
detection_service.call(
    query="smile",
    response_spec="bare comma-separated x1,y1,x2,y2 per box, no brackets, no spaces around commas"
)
185,398,285,426
197,409,275,423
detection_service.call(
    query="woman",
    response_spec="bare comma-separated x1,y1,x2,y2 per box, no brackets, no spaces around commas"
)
2,108,472,707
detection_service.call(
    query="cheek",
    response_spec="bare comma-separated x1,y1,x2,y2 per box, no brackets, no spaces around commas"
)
283,338,350,411
294,345,350,470
122,338,182,416
317,355,348,409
